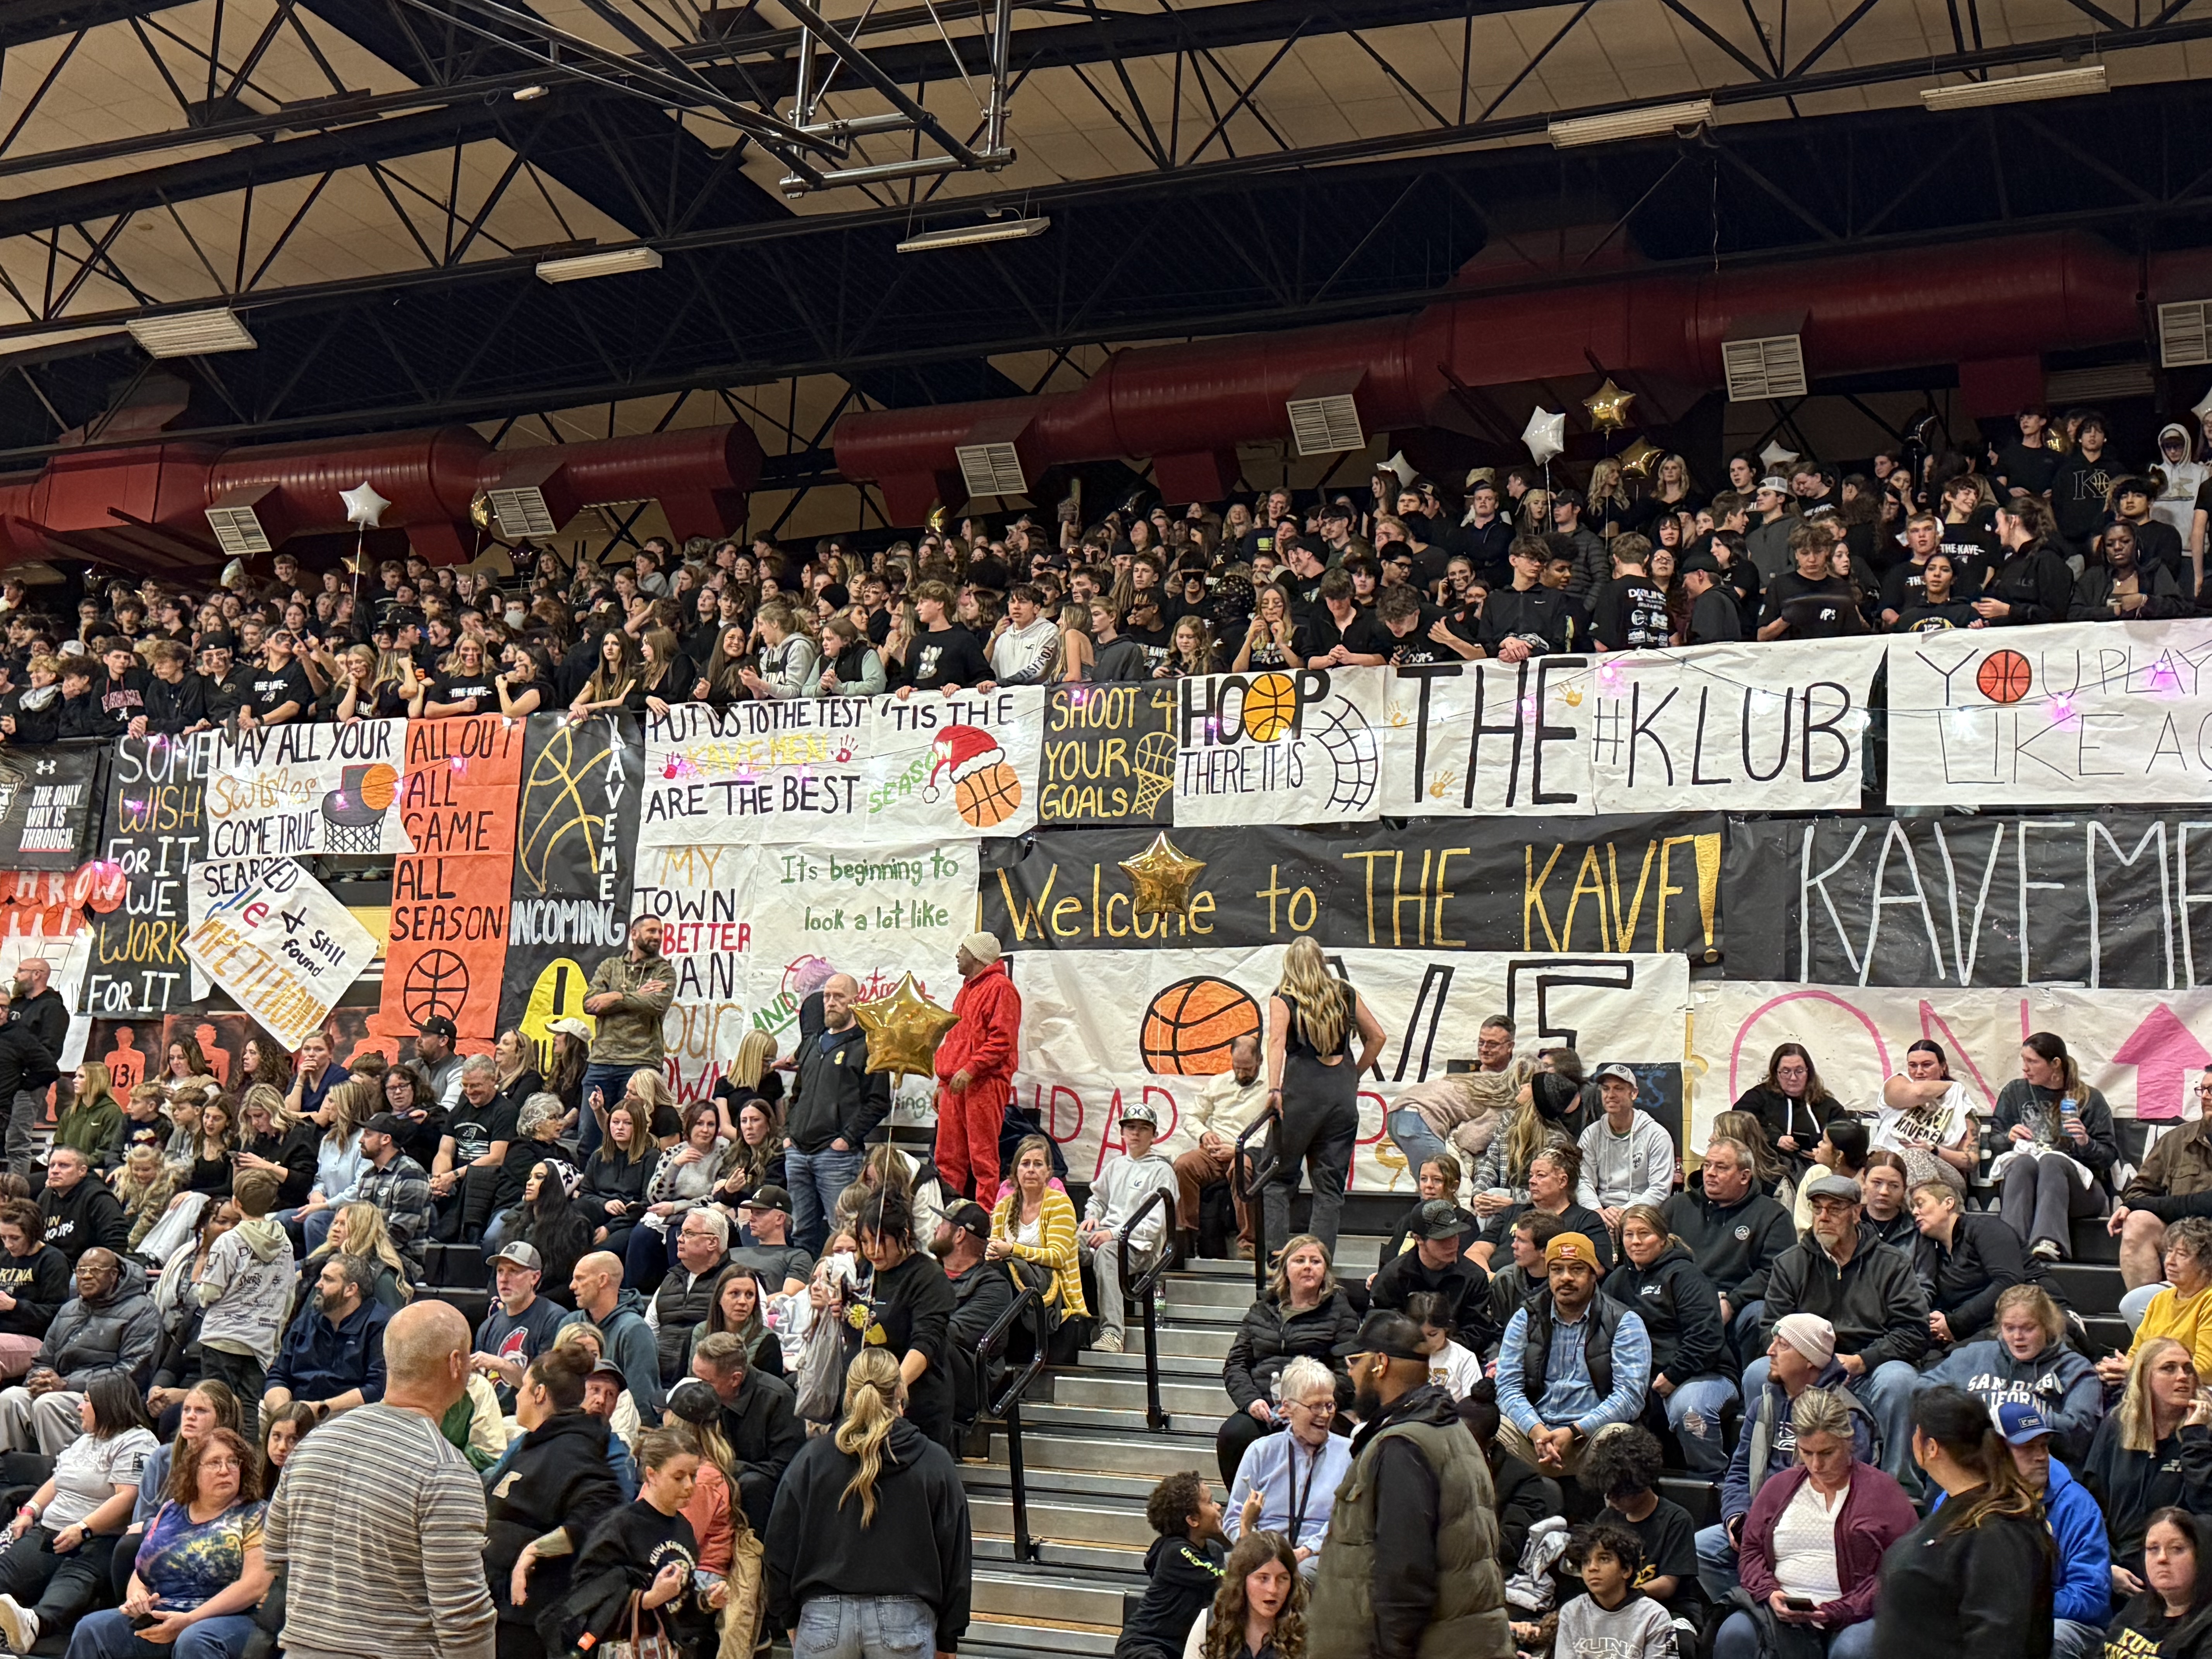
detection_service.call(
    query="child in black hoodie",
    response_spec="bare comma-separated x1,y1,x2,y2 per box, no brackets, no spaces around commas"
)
1116,1470,1226,1659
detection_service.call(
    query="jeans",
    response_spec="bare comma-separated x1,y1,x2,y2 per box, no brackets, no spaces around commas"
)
2123,1282,2166,1331
791,1592,937,1659
1743,1355,1919,1488
1728,1298,1767,1367
578,1062,643,1160
66,1609,258,1659
787,1145,863,1257
1078,1232,1161,1341
1695,1522,1740,1601
1999,1150,2102,1256
1659,1373,1739,1474
2052,1620,2105,1659
1384,1107,1454,1191
1714,1611,1875,1659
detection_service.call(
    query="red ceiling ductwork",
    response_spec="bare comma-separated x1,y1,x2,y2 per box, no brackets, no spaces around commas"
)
834,231,2212,524
0,417,765,573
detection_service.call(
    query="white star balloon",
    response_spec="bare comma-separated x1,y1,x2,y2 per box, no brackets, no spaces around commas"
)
340,480,390,529
1523,407,1565,466
1759,440,1800,469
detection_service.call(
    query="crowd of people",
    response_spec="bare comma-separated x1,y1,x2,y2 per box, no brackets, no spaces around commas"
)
0,402,2202,744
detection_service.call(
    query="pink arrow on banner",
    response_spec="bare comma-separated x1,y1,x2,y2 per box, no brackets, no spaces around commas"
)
2112,1005,2210,1122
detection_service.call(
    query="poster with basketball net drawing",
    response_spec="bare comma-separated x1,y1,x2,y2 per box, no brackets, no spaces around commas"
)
201,720,413,858
1886,618,2212,807
1010,944,1688,1190
1171,666,1387,828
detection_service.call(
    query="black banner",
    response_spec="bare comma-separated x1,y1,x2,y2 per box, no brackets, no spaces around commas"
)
496,714,641,1057
1723,811,2212,989
0,744,104,869
83,737,207,1015
1036,683,1178,828
979,813,1724,958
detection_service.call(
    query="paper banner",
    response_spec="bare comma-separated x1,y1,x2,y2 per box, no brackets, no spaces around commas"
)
1037,684,1178,828
1173,667,1388,828
83,736,206,1016
0,746,104,869
184,858,377,1052
203,721,413,858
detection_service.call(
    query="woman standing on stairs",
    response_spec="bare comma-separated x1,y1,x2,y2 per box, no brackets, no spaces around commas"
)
1214,1235,1356,1488
1261,939,1384,1259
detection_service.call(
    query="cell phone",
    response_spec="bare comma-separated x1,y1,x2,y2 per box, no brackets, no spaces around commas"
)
1784,1597,1816,1613
1446,1059,1477,1074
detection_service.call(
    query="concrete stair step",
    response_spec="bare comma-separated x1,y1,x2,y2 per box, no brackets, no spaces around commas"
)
2069,1216,2121,1265
1156,1274,1261,1309
1131,1298,1245,1329
962,1462,1167,1504
1051,1372,1234,1417
965,1615,1122,1657
989,1428,1221,1477
1129,1322,1235,1360
974,1568,1132,1626
975,1532,1151,1572
972,1496,1155,1550
1061,1348,1224,1382
2048,1261,2124,1316
1020,1400,1223,1436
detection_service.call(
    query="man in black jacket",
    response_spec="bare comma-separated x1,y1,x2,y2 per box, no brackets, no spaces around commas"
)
130,642,210,738
784,972,890,1255
1662,1137,1795,1364
934,1201,1015,1428
34,1148,128,1264
1477,538,1580,662
692,1329,804,1534
0,979,60,1179
1369,1200,1495,1353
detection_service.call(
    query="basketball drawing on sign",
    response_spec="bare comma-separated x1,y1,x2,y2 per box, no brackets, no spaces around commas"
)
1977,649,2033,705
318,763,400,853
925,724,1023,830
1131,732,1176,815
519,722,610,894
403,949,470,1024
1140,976,1263,1075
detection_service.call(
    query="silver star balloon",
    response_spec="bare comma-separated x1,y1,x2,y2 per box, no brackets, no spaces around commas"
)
1522,407,1565,466
340,480,391,529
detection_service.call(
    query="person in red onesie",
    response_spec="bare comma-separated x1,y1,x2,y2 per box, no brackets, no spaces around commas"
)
934,931,1020,1207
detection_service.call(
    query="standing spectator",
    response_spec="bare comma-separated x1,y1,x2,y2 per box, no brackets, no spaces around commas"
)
783,973,887,1258
5,959,65,1175
1262,936,1385,1258
1171,1034,1267,1261
763,1350,972,1659
1306,1309,1510,1657
2103,1508,2212,1659
0,1249,158,1454
579,918,673,1162
2085,1339,2212,1593
688,1331,802,1537
1606,1205,1734,1474
261,1255,389,1424
1214,1235,1356,1487
852,1189,955,1453
1575,1065,1675,1231
552,1426,725,1657
0,1374,158,1651
934,933,1020,1209
1990,1032,2118,1263
1663,1136,1795,1363
2111,1069,2212,1294
1755,1175,1929,1486
38,1147,129,1265
561,1252,663,1422
1967,1402,2110,1659
1077,1102,1178,1355
1494,1231,1650,1480
261,1300,495,1659
192,1170,294,1440
1224,1355,1350,1580
0,1196,69,1377
489,1348,625,1659
1919,1283,2104,1466
1115,1471,1226,1659
1869,1386,2056,1659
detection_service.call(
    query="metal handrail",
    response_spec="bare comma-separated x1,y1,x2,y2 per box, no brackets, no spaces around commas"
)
1118,1185,1176,1433
1232,1111,1282,1297
975,1280,1046,1562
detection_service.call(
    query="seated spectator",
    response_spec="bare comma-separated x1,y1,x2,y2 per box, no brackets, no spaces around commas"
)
63,1426,266,1659
1461,1378,1561,1573
0,1249,156,1455
1575,1064,1674,1231
1367,1199,1492,1353
0,1374,158,1652
1484,1209,1566,1340
1077,1103,1178,1355
578,1101,653,1263
1169,1033,1268,1261
51,1065,122,1171
1467,1072,1581,1227
1957,1402,2108,1659
261,1254,389,1424
1908,1178,2034,1352
690,1330,802,1537
1550,1519,1673,1659
2111,1068,2212,1296
1494,1231,1651,1479
1731,1042,1839,1188
1919,1284,2103,1465
1604,1204,1735,1474
1711,1386,1915,1659
1872,1040,1980,1197
1698,1315,1878,1603
2103,1219,2212,1385
39,1148,130,1266
230,1087,314,1213
1468,1145,1613,1274
2104,1508,2212,1659
1177,1532,1304,1659
0,1197,69,1379
1789,1118,1870,1232
1755,1174,1929,1486
1858,1152,1917,1249
685,1262,788,1386
648,1208,732,1388
1111,1471,1225,1659
1214,1233,1357,1487
624,1103,729,1288
725,1189,812,1295
1710,1110,1797,1207
1580,1425,1704,1638
561,1252,663,1423
308,1112,433,1267
1405,1290,1483,1401
1222,1355,1348,1582
1990,1031,2118,1263
471,1241,568,1398
488,1347,625,1656
1663,1136,1794,1364
933,1204,1010,1427
110,1147,178,1256
2085,1338,2212,1594
553,1426,726,1659
117,1382,238,1597
1376,1154,1476,1271
481,1098,578,1260
305,1201,413,1310
431,1057,516,1245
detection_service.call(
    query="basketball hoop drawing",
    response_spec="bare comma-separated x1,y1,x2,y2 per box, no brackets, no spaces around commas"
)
319,763,399,854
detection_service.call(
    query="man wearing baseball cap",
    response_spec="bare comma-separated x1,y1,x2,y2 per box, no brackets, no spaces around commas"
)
1076,1101,1179,1354
1494,1232,1651,1479
934,932,1020,1210
728,1187,813,1294
932,1201,1015,1428
1575,1065,1673,1233
1368,1199,1493,1350
1307,1310,1511,1655
412,1014,463,1109
469,1240,563,1396
1753,1173,1929,1488
1936,1401,2109,1657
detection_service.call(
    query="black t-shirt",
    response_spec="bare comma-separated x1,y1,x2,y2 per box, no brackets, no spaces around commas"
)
1592,575,1672,651
908,625,991,691
245,662,312,718
1304,605,1388,661
1759,572,1866,638
1121,623,1172,674
864,607,892,647
1482,1202,1614,1271
432,672,498,714
1935,525,1996,596
1623,1496,1703,1624
1879,557,1935,618
1996,440,2061,495
449,1099,519,1166
1279,570,1326,619
1685,587,1741,644
1381,605,1472,665
1894,599,1982,633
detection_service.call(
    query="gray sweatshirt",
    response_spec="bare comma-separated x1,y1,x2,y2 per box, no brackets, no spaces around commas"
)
1552,1590,1675,1658
196,1215,299,1364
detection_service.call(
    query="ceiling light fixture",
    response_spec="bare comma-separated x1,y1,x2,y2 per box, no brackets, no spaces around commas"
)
1547,99,1714,148
513,84,548,101
896,215,1051,254
535,247,664,283
124,308,256,357
1920,64,2107,110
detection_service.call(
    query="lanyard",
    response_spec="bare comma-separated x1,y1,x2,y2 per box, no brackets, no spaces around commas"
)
1283,1438,1316,1542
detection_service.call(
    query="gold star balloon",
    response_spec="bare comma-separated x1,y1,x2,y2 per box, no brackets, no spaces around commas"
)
1582,377,1636,434
1617,437,1663,480
853,972,960,1082
1120,832,1207,917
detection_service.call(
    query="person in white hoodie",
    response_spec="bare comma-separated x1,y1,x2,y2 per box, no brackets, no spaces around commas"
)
739,601,820,701
985,584,1061,687
1575,1064,1676,1234
193,1166,298,1439
2152,421,2207,543
1077,1101,1180,1353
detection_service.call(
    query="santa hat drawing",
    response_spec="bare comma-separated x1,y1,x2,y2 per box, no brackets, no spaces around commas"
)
924,724,1004,803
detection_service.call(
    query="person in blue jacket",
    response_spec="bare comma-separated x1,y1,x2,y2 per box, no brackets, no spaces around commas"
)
1917,1283,2104,1465
1932,1401,2108,1659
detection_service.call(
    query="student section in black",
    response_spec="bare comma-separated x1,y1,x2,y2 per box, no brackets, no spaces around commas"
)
908,627,991,691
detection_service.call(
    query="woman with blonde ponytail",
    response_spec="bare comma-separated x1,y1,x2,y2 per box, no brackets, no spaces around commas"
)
1263,936,1386,1256
763,1349,974,1658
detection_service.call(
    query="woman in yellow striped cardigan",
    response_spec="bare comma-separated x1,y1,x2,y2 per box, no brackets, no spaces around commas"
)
987,1133,1089,1319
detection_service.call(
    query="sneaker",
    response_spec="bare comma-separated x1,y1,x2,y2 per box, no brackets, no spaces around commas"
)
0,1594,38,1652
1095,1329,1125,1354
2031,1238,2063,1262
1235,1241,1255,1260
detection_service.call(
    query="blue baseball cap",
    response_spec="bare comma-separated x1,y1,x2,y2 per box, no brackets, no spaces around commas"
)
1996,1401,2052,1446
